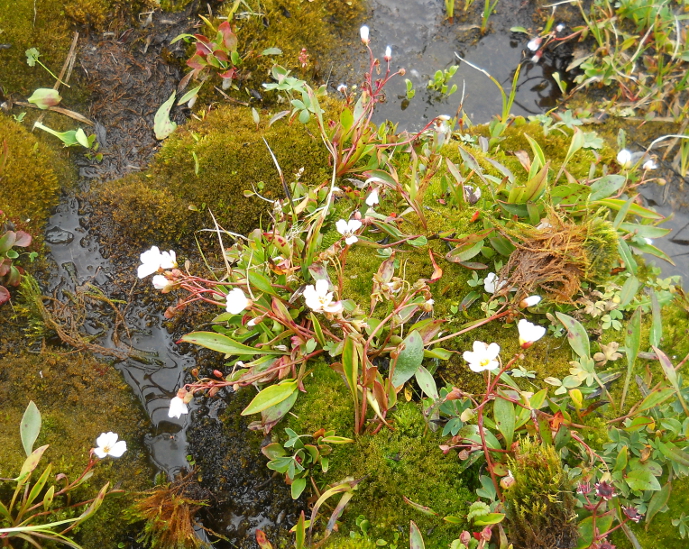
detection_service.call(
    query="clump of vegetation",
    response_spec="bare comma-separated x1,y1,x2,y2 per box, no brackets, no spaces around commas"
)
0,115,71,237
128,472,212,549
97,104,331,247
504,439,578,549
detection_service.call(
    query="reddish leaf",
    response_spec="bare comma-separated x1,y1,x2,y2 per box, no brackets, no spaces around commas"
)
428,249,443,282
0,285,9,305
255,529,273,549
14,231,32,247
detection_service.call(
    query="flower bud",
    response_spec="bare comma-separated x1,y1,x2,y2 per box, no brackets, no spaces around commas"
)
527,37,542,51
213,369,224,378
519,295,542,308
617,149,633,168
360,25,370,45
384,46,392,61
500,474,516,490
399,67,406,76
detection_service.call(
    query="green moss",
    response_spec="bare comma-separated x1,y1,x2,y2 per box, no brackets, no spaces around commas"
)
96,104,331,246
285,370,472,546
0,0,147,94
0,114,73,237
504,439,578,549
0,348,154,548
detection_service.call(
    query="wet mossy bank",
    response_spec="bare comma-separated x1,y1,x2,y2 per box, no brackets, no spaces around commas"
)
0,344,155,548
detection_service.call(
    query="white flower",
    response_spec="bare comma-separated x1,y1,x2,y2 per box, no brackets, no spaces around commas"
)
93,432,127,459
527,37,541,51
519,295,542,308
644,237,653,245
336,218,363,246
226,288,250,315
463,341,501,372
642,159,657,170
168,396,189,419
532,51,543,63
360,25,370,45
484,272,506,294
617,149,633,168
517,318,546,348
366,189,379,206
384,46,392,61
556,23,565,32
303,279,343,314
337,83,347,94
137,246,177,278
152,274,173,291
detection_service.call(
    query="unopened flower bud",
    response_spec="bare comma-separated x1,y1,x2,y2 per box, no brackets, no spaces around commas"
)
384,46,392,61
527,37,542,51
519,295,542,308
532,50,543,63
337,83,348,94
360,25,370,45
398,67,406,76
556,23,565,33
213,369,224,378
500,473,516,490
460,531,471,545
182,390,194,404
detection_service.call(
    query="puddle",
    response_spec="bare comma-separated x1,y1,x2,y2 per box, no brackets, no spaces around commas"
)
359,0,566,129
45,193,194,477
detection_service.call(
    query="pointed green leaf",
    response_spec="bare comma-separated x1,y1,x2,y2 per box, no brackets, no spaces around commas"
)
645,482,671,528
409,521,426,549
494,396,515,449
154,91,177,140
555,312,590,359
15,444,49,485
21,401,41,456
414,366,438,399
180,331,285,355
242,380,298,416
391,330,424,388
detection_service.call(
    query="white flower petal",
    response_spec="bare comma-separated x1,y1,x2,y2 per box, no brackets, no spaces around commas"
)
108,440,127,458
345,235,359,245
226,288,249,315
617,149,633,168
168,396,189,419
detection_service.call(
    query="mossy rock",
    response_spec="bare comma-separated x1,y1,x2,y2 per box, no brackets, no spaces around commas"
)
96,104,331,247
0,348,154,548
0,114,73,236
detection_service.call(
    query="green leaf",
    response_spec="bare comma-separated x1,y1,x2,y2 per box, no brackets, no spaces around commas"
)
653,345,689,415
403,496,439,516
249,271,277,296
409,521,426,549
391,330,424,387
645,482,671,528
617,239,637,274
473,513,505,526
27,88,61,109
576,514,614,549
618,276,639,308
414,366,438,399
637,387,674,412
621,307,641,410
261,47,283,55
555,312,590,359
489,236,515,256
15,444,49,485
493,396,515,449
625,469,661,491
445,240,484,263
291,477,307,499
241,380,298,416
180,331,285,356
153,91,177,140
595,198,664,220
342,335,359,401
649,290,662,348
20,401,41,457
589,174,625,201
178,84,202,106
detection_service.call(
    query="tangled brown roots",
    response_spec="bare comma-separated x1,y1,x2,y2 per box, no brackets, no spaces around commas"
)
498,213,617,303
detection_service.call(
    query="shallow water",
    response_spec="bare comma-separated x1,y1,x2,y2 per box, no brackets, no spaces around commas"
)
362,0,565,128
